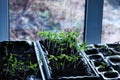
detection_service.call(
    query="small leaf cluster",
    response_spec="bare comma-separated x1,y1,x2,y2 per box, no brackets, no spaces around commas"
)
3,53,38,77
48,54,82,63
108,50,113,55
48,54,83,71
99,45,107,49
99,62,107,68
115,45,120,51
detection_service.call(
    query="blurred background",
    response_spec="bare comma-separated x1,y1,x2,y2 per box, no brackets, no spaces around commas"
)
9,0,120,43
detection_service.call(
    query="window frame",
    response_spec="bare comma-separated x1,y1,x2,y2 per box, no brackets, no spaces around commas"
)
84,0,104,44
0,0,9,41
0,0,104,44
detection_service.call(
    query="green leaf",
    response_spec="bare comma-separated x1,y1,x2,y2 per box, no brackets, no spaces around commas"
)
80,42,87,51
49,55,58,61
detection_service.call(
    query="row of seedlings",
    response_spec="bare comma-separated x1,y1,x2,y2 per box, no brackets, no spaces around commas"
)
37,31,100,80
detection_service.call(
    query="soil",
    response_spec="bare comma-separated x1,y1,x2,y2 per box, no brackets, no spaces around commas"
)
98,48,116,56
89,54,103,61
104,71,118,78
107,44,119,48
94,44,107,49
98,67,112,72
107,44,120,52
49,58,95,79
93,60,106,67
109,57,120,64
85,49,98,55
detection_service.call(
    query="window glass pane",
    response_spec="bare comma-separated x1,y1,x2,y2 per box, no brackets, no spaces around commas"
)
9,0,85,42
102,0,120,43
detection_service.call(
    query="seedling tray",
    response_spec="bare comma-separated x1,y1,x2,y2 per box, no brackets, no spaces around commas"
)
37,41,100,80
0,41,43,80
82,44,120,80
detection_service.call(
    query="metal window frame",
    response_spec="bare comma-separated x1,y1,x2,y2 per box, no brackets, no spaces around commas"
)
84,0,104,44
0,0,8,41
0,0,104,44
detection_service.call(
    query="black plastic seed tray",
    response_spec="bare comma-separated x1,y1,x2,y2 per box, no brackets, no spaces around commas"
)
82,44,120,80
37,41,100,80
0,41,43,80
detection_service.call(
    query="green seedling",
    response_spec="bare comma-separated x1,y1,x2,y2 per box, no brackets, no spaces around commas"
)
38,31,86,71
28,61,38,71
79,42,87,51
108,50,113,55
116,45,120,51
100,45,107,49
99,62,107,68
48,55,58,61
38,31,87,55
3,53,38,79
48,54,82,70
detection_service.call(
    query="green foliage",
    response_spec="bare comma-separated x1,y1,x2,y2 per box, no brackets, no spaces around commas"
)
116,45,120,51
38,31,86,53
108,50,113,55
48,55,58,61
28,54,31,57
116,45,120,48
3,54,18,76
5,41,13,45
3,53,38,77
28,61,38,71
57,54,82,62
38,31,86,70
48,54,82,69
48,54,82,62
99,62,107,68
99,45,107,49
79,42,87,51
